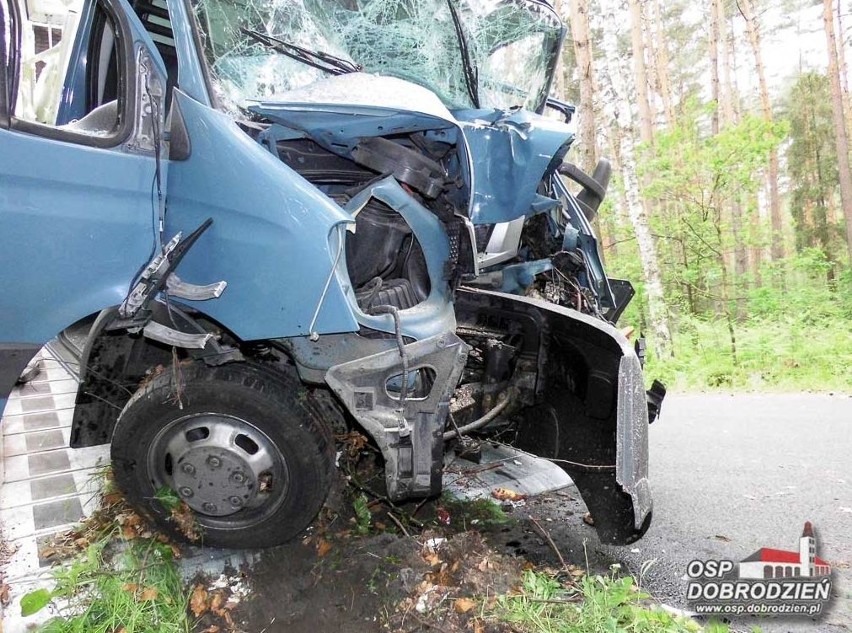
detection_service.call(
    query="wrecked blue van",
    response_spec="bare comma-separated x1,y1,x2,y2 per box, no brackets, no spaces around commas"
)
0,0,658,546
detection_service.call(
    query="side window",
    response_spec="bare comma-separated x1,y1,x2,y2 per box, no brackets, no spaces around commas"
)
10,0,126,139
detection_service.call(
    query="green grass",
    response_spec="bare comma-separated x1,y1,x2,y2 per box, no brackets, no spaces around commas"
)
440,495,511,530
492,569,720,633
646,314,852,392
24,536,190,633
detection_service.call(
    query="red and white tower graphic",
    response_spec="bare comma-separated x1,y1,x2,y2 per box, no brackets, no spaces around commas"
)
739,522,831,579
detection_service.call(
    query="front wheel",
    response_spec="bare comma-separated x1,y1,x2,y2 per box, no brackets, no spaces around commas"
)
111,361,334,548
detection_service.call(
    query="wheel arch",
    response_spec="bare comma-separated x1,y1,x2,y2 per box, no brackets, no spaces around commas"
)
69,302,251,447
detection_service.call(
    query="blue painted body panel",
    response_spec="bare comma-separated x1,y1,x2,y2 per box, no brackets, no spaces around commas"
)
0,0,168,346
453,109,574,225
164,92,359,341
249,104,458,155
0,131,158,342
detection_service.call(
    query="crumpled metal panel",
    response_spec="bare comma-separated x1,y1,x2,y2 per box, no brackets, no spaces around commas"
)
455,109,574,225
616,353,652,530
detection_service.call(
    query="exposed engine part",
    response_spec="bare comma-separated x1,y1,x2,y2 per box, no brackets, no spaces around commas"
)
356,277,419,312
484,340,515,384
443,389,513,441
345,198,431,304
352,137,447,199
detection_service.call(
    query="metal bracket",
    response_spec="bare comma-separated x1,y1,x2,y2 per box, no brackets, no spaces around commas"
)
166,274,227,301
325,332,469,501
141,321,214,349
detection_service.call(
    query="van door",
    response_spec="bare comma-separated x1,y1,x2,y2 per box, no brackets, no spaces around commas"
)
0,0,168,407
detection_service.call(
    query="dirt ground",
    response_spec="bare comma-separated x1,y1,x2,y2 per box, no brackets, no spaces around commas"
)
228,475,622,633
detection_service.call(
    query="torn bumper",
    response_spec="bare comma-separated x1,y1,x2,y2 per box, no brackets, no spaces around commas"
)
455,288,652,544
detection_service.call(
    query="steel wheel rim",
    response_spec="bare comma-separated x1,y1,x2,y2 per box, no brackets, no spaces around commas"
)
146,413,290,530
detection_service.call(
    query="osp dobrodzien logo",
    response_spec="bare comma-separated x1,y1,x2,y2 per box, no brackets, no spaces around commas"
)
686,521,832,617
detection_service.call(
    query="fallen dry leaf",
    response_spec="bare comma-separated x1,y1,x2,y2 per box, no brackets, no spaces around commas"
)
713,534,732,542
122,583,139,593
189,584,208,617
140,587,158,601
316,539,332,558
121,525,138,540
210,591,225,614
454,597,476,614
200,626,220,633
582,512,595,526
491,488,525,502
473,619,485,633
0,582,10,607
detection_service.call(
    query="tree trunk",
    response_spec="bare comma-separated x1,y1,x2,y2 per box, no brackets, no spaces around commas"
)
710,0,721,135
834,0,852,149
598,0,673,357
739,0,784,262
718,0,736,126
568,0,597,174
553,0,566,99
716,0,747,317
649,0,675,126
824,0,852,264
629,0,655,146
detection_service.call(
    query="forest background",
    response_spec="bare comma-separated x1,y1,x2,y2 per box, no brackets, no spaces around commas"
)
553,0,852,391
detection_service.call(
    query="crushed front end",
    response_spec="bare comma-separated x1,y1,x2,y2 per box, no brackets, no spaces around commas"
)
186,0,660,545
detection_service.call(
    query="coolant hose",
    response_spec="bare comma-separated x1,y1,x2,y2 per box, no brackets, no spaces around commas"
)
443,390,513,441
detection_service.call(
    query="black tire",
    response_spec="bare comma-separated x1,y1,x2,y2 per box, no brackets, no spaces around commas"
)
111,361,334,548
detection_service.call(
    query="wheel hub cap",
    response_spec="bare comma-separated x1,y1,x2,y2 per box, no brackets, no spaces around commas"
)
148,414,287,519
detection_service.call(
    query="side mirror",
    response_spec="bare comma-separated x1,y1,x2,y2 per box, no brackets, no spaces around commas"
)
545,96,576,124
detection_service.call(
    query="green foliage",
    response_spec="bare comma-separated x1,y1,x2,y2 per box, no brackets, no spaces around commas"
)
20,589,52,617
155,486,182,512
353,492,372,535
440,495,510,529
645,256,852,390
493,569,712,632
23,535,190,633
784,73,844,257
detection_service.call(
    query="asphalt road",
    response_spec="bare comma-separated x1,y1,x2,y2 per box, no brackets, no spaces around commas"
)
609,393,852,632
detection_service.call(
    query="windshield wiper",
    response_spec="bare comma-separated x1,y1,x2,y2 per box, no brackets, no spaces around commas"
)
240,27,362,76
445,0,480,109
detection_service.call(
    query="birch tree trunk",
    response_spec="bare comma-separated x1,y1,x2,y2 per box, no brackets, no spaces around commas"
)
568,0,597,174
598,0,673,357
739,0,785,262
823,0,852,264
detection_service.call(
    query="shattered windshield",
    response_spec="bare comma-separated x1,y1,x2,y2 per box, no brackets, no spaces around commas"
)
192,0,563,114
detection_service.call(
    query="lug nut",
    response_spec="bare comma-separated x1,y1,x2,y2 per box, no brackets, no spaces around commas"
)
180,463,195,476
179,487,194,498
206,456,222,469
230,471,247,484
202,502,217,513
229,496,243,508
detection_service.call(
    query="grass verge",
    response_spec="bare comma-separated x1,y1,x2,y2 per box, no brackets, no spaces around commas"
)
491,568,725,633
